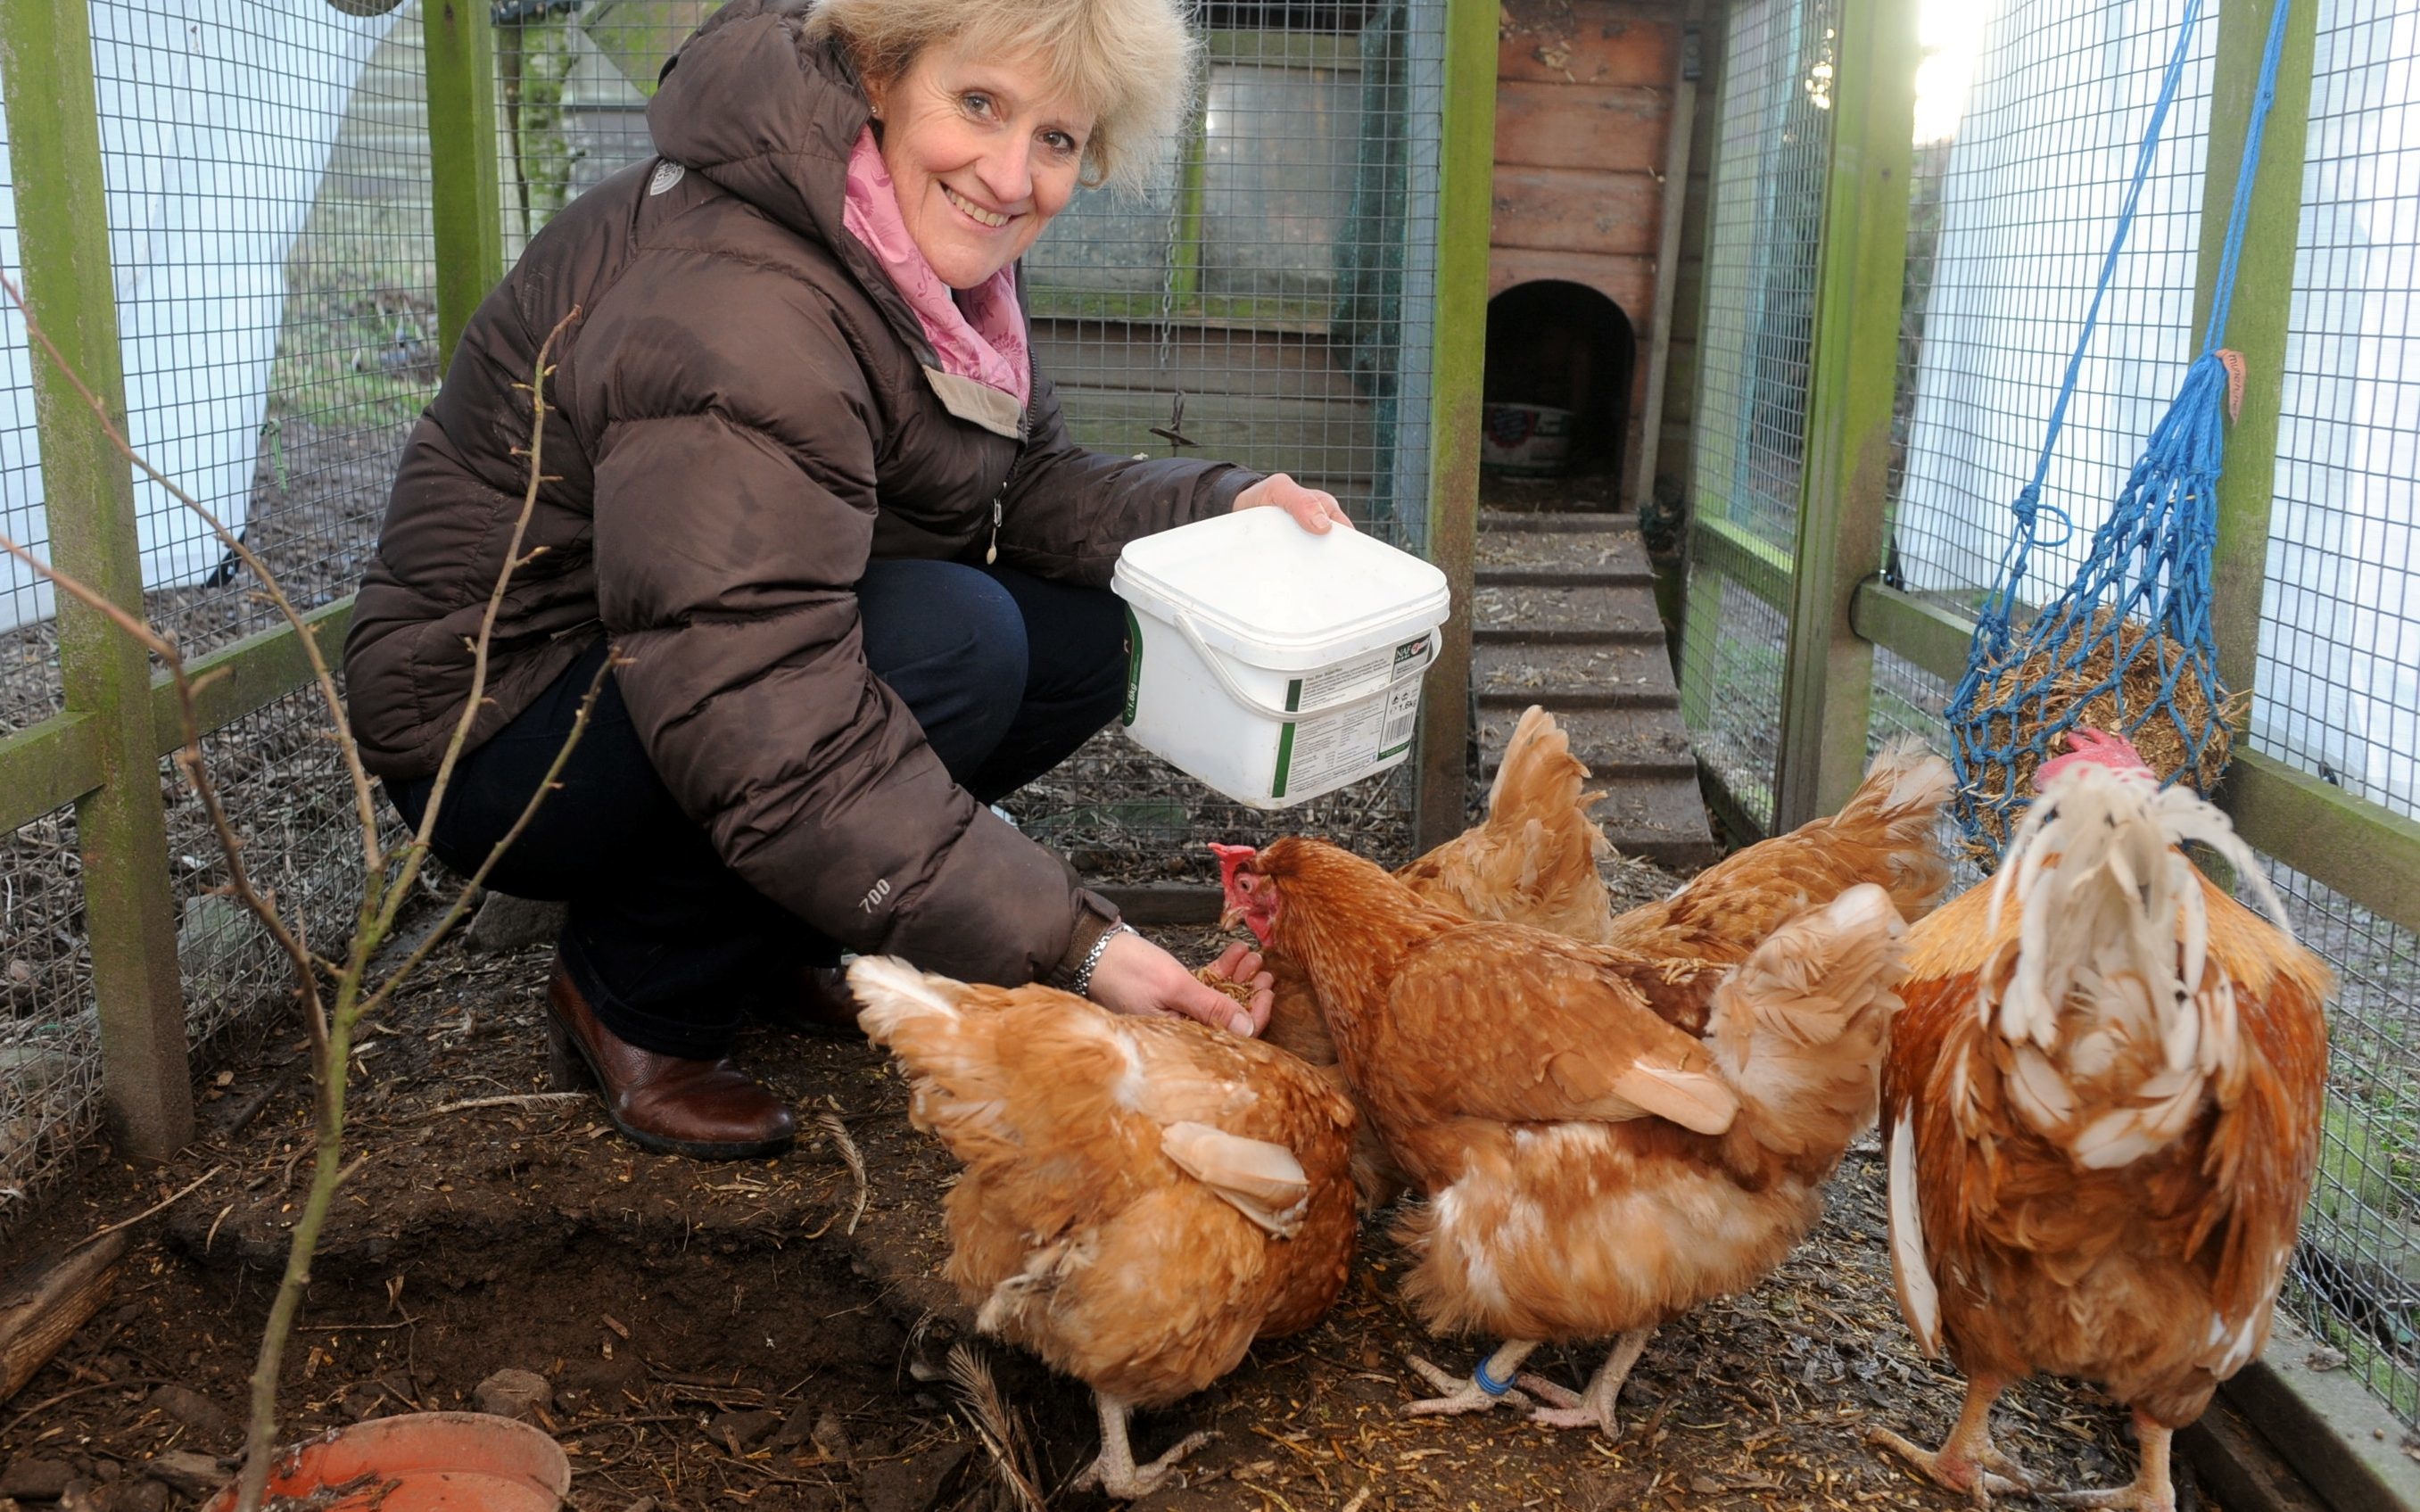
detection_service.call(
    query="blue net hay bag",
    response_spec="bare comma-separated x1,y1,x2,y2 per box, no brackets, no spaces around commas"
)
1953,604,2247,866
1942,0,2292,868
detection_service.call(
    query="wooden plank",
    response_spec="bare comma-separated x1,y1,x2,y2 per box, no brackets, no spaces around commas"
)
1475,640,1678,707
1488,165,1665,258
1474,582,1664,642
1689,513,1794,589
2179,1395,2330,1512
1030,323,1365,401
0,1233,127,1402
0,711,100,834
2220,750,2420,941
2192,0,2315,704
1848,580,1973,683
1474,526,1653,578
155,599,355,756
1206,30,1361,70
0,0,191,1161
2218,1314,2420,1512
1492,81,1671,172
1772,0,1916,828
1097,883,1221,926
1416,0,1499,855
425,0,504,364
1058,389,1378,484
1852,579,2420,940
1497,1,1679,87
1628,0,1702,509
1485,247,1656,314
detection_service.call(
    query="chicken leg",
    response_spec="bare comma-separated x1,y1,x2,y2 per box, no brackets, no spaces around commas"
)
1071,1392,1214,1500
1516,1326,1651,1434
1404,1340,1538,1417
1868,1374,2035,1502
2045,1412,2175,1512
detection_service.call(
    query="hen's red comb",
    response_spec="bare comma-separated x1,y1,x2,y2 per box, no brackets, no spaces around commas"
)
1209,842,1259,887
2036,728,2152,790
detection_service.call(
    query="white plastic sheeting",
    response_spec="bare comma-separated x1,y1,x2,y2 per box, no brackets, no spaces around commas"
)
0,0,396,634
1893,0,2417,817
2261,0,2419,817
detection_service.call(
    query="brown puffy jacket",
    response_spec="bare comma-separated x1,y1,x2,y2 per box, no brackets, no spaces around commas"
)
345,0,1254,984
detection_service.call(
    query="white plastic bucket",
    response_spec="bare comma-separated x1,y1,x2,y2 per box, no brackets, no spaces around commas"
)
1111,509,1452,809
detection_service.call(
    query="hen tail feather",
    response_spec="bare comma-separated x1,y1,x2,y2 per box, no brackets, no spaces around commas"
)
1833,738,1956,921
1708,884,1906,1157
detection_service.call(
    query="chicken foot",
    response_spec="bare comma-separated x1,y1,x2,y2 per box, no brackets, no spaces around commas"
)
1516,1326,1651,1434
1404,1341,1539,1416
1072,1392,1216,1500
2044,1412,2175,1512
1867,1374,2035,1504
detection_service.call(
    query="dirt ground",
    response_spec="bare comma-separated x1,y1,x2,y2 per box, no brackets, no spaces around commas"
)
0,888,2196,1512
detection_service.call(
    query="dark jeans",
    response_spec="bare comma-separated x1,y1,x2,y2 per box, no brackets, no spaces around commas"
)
389,559,1127,1059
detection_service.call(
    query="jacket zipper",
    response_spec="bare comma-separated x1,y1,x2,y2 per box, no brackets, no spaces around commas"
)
984,345,1040,565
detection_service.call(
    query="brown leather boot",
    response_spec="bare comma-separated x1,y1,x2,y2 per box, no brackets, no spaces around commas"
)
544,962,797,1160
754,963,865,1040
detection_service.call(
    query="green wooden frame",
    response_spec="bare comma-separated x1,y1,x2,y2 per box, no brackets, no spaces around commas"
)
1413,0,1497,852
1833,0,2420,946
0,0,193,1161
0,1,502,1162
1772,0,1918,829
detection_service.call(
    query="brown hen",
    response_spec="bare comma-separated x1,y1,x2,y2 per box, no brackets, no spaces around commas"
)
1872,731,2331,1511
849,957,1358,1499
1219,839,1904,1435
1246,720,1952,1213
1605,736,1955,962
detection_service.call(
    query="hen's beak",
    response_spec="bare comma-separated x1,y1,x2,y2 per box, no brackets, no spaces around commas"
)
1218,901,1248,935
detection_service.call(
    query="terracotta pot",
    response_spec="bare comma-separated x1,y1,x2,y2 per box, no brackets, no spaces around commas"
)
205,1412,569,1512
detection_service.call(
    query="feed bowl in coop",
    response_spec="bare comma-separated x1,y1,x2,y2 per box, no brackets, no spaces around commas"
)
1479,401,1574,477
1959,609,2246,865
202,1412,570,1512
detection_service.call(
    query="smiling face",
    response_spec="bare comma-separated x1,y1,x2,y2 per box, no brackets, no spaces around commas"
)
867,43,1095,290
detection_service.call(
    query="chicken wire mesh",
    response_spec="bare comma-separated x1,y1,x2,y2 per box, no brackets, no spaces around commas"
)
500,0,1445,878
2259,0,2417,822
1887,0,2214,616
1676,0,1838,835
0,1,434,1224
1872,0,2420,1426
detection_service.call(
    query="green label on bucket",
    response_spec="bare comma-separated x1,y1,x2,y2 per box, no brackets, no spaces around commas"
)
1269,677,1304,799
1121,607,1142,726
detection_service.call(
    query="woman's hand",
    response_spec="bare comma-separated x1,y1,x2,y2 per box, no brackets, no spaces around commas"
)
1234,473,1353,535
1087,931,1275,1037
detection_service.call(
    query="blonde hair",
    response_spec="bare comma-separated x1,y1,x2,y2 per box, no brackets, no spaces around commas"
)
805,0,1197,193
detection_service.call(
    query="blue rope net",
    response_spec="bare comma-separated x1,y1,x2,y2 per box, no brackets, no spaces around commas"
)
1944,0,2288,864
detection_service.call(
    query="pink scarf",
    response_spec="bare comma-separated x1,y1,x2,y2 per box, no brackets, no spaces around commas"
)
841,128,1031,412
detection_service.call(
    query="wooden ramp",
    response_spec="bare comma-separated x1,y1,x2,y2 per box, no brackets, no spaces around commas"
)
1474,511,1720,870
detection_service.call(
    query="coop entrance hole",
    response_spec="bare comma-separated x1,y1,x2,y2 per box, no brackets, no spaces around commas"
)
1482,280,1637,487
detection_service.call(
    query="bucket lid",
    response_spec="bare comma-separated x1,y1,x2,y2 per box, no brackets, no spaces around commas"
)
1112,510,1451,671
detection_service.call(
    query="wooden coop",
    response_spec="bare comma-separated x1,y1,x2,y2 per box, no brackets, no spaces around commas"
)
1486,0,1700,511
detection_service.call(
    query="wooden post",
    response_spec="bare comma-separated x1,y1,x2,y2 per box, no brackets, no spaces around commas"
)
1769,0,1918,830
425,0,506,364
0,0,193,1159
2194,0,2315,706
1413,0,1498,854
1673,7,1734,764
1626,0,1703,515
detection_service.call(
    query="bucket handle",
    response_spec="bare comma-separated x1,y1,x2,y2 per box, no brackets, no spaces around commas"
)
1169,612,1441,725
